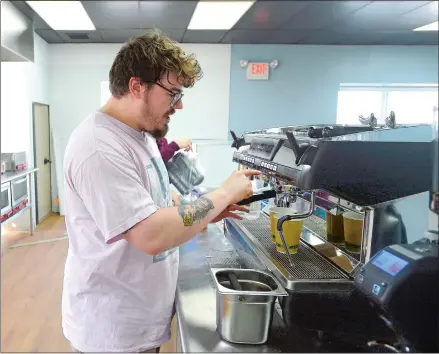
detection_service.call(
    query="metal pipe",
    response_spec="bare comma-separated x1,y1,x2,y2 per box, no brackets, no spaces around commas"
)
276,191,316,266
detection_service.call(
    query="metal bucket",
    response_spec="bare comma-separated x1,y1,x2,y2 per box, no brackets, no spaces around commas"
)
210,268,287,344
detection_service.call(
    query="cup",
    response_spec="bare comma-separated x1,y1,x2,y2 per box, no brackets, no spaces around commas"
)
274,214,304,254
326,212,345,244
269,207,296,242
342,212,363,253
246,200,261,220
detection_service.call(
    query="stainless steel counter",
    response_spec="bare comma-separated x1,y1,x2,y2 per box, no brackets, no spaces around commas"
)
175,223,322,353
1,168,38,234
1,167,38,184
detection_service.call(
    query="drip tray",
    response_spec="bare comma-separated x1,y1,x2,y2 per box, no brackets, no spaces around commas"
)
228,216,350,291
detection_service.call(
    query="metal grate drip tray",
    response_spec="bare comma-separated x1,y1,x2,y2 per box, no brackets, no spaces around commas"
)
204,250,241,268
235,216,347,280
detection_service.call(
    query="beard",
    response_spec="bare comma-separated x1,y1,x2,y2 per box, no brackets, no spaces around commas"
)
150,124,169,138
147,107,174,138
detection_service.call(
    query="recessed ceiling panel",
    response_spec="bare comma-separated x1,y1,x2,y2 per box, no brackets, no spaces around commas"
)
57,31,104,43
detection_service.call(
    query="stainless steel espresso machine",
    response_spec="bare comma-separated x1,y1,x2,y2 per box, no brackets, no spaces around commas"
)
224,121,437,352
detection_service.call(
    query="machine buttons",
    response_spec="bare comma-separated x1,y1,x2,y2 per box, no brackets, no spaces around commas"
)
372,284,381,296
380,282,387,288
357,274,364,284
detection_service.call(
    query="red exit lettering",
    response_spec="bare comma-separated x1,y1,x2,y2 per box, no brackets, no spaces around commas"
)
251,63,266,75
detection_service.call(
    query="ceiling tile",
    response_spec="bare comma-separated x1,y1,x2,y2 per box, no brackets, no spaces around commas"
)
82,1,141,29
220,29,308,44
299,30,395,45
10,0,51,30
331,1,431,30
221,29,270,44
391,1,439,31
282,1,371,30
139,1,198,29
35,29,65,43
255,30,310,44
99,29,145,43
57,31,104,43
233,1,310,29
99,29,184,43
182,30,228,43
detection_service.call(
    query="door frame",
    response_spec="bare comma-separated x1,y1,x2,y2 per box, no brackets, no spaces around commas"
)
32,102,53,225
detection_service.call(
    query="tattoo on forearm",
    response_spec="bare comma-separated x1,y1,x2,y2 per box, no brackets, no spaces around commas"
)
178,197,214,227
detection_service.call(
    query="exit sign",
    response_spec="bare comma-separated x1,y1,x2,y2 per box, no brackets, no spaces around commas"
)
246,62,269,80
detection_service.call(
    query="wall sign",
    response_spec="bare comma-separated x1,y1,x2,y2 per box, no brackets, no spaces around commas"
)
246,62,269,80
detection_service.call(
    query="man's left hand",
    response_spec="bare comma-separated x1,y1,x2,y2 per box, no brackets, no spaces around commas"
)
211,204,248,223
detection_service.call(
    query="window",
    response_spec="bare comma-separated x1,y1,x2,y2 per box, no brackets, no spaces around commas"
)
336,90,383,125
386,90,437,125
336,85,438,125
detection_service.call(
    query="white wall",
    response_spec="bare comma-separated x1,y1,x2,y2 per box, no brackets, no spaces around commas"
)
48,43,232,214
1,33,57,226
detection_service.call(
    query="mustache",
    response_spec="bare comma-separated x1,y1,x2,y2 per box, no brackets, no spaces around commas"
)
166,109,175,117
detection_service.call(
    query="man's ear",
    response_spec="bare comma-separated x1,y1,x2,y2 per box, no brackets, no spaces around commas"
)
128,77,144,99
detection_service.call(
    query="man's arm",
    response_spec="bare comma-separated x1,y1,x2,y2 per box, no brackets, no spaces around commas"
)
124,169,260,255
123,188,230,255
171,191,182,206
157,138,180,163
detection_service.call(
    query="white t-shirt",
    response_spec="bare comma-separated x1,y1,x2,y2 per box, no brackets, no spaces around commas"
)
62,111,178,353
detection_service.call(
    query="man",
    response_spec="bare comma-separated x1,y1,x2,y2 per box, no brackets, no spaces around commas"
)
62,29,259,353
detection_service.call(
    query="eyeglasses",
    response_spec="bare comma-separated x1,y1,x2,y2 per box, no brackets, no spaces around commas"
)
155,82,184,108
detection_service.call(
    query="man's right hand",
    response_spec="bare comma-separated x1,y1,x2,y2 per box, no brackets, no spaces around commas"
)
220,169,261,205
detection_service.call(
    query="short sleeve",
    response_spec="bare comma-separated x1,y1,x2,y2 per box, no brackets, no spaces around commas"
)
74,150,158,244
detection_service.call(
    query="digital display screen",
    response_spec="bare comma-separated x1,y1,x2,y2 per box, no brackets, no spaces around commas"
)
371,250,409,277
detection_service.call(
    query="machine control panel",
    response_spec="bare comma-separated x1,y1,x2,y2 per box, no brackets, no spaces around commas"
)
247,137,284,161
233,151,300,184
354,244,438,307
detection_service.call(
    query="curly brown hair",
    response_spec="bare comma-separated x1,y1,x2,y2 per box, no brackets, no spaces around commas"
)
109,29,203,98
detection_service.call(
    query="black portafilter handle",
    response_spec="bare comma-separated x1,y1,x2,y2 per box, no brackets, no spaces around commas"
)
286,131,310,164
227,272,242,291
230,130,246,150
236,190,277,206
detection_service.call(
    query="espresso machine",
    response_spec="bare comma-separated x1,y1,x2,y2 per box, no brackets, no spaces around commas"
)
224,119,436,352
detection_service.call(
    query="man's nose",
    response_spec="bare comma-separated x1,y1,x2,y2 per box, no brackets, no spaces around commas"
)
174,99,183,110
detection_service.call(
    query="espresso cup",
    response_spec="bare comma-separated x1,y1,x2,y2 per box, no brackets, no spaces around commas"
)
342,212,363,253
269,207,296,242
326,212,345,244
274,214,304,254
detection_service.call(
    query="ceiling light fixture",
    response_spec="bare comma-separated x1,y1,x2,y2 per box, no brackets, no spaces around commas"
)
188,1,255,30
25,1,95,31
413,21,438,31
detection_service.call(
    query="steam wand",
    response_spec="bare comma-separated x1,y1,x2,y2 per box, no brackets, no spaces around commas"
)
276,191,316,267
